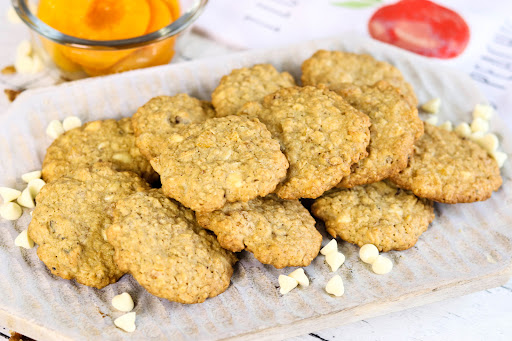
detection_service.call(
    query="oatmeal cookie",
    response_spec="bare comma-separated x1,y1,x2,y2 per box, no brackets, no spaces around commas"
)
28,163,150,289
137,115,289,212
301,50,418,107
107,189,237,304
196,195,322,269
333,81,423,188
238,86,371,199
42,118,157,184
312,181,434,251
390,123,502,203
212,64,296,117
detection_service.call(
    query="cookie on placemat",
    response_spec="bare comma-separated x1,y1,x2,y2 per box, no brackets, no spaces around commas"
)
29,163,150,289
137,115,289,212
42,118,157,184
390,123,502,203
333,81,423,188
301,50,417,107
312,181,434,252
212,64,296,117
196,195,322,269
238,86,371,199
107,189,237,304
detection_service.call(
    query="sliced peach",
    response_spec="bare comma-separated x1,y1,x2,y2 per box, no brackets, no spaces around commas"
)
164,0,181,20
40,37,82,73
146,0,173,33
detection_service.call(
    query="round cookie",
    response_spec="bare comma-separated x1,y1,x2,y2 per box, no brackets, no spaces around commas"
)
212,64,296,117
238,86,371,199
42,118,157,184
196,195,322,269
390,123,502,203
301,50,418,107
28,163,150,289
311,181,434,251
137,115,289,212
334,81,423,188
107,189,237,304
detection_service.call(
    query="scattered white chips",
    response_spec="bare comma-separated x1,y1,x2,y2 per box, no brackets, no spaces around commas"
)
454,122,471,137
62,116,83,131
278,275,298,295
473,104,494,120
420,98,441,114
0,202,23,220
438,121,453,132
46,120,65,139
17,188,34,208
28,178,46,197
473,133,499,153
325,275,344,297
112,292,134,312
14,230,34,249
320,239,337,255
21,170,41,183
288,268,309,287
471,117,489,133
0,187,21,203
372,255,393,275
359,244,379,264
325,252,345,272
491,151,508,168
114,312,136,333
424,116,438,126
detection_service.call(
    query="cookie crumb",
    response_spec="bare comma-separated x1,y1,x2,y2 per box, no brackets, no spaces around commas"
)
1,65,16,74
4,89,23,102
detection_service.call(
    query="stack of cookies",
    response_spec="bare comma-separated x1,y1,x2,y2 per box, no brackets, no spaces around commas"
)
27,50,503,304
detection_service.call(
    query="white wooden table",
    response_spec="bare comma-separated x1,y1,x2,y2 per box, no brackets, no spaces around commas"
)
1,3,511,340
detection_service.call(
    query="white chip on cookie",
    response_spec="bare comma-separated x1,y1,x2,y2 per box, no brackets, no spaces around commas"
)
424,116,438,126
279,275,298,294
454,122,471,137
420,98,440,114
22,170,41,183
288,268,309,287
17,188,34,208
473,104,493,120
325,251,345,272
114,312,136,333
372,255,393,274
62,116,83,131
0,187,21,203
325,275,344,297
320,239,337,255
112,292,134,312
438,121,453,131
15,230,34,249
0,202,22,220
359,244,379,264
46,120,65,139
471,118,489,133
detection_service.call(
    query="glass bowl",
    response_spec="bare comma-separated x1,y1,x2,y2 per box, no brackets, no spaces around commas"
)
12,0,208,78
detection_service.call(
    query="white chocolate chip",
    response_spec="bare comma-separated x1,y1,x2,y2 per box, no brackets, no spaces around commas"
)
7,6,22,24
31,55,44,73
473,104,493,120
62,116,83,131
14,230,34,249
28,178,46,197
325,275,344,297
15,55,34,74
372,255,393,275
491,151,507,168
469,131,484,142
424,116,438,126
454,122,471,137
114,312,136,333
278,275,298,295
438,121,453,132
16,40,32,58
359,244,379,264
288,268,309,287
320,239,337,255
0,202,23,220
21,170,41,183
471,117,489,133
325,251,345,272
17,188,34,208
420,98,441,114
474,134,499,153
112,292,134,312
112,153,133,164
0,187,21,203
46,120,65,139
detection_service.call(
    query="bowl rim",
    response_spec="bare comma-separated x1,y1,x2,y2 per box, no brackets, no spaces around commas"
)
12,0,208,50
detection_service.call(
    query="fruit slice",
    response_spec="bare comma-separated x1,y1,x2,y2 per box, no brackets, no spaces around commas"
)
368,0,470,59
146,0,173,33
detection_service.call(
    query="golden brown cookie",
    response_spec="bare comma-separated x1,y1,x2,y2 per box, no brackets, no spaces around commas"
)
312,181,434,251
42,118,157,184
137,115,289,212
389,123,502,203
107,189,237,304
196,195,322,269
28,163,150,289
333,81,423,188
238,86,371,199
212,64,296,117
301,50,418,107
